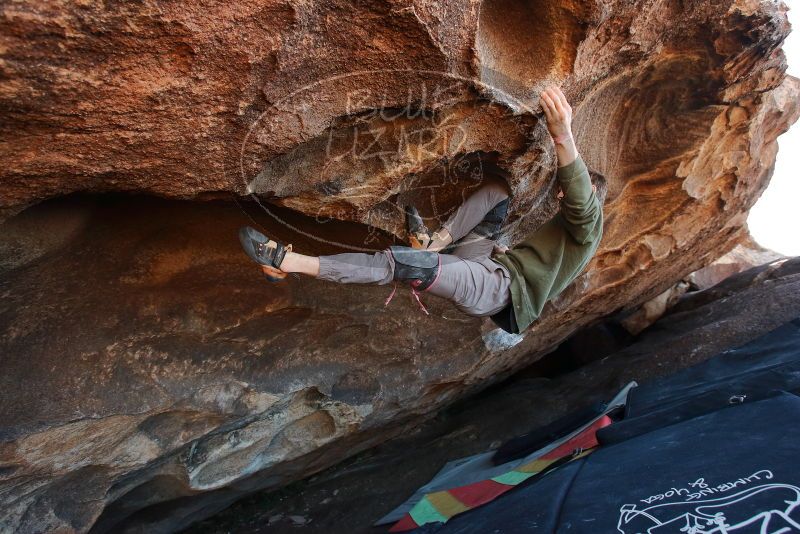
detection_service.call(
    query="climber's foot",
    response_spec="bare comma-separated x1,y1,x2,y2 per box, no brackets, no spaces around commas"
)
405,205,432,249
238,226,292,282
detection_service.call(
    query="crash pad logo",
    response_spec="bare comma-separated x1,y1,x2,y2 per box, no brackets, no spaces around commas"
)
238,69,533,249
617,470,800,533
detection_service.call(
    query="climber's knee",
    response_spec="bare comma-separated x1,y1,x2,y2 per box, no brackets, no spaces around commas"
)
388,246,441,291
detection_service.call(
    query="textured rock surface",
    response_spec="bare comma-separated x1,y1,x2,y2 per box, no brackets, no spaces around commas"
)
687,234,784,290
1,0,799,532
619,234,785,334
191,257,800,533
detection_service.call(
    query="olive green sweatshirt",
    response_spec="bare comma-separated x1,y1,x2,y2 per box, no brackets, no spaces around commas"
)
494,155,603,332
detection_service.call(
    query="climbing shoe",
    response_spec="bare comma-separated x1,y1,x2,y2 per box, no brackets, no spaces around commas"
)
405,205,432,249
238,226,292,282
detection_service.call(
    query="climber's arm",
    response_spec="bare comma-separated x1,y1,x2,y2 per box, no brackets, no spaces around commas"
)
540,86,602,244
555,156,601,244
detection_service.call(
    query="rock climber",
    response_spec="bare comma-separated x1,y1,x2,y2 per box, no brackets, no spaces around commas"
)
239,86,603,334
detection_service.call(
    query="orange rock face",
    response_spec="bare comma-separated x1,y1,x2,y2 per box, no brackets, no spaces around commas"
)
0,0,798,532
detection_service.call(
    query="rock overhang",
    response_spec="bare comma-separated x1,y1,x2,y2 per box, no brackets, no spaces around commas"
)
1,0,799,532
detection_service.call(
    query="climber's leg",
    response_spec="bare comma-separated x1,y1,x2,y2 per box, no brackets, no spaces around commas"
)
408,180,511,252
240,225,394,283
314,251,395,285
312,250,511,317
314,247,439,289
277,250,321,277
241,228,510,317
448,231,496,262
313,247,510,316
440,180,510,244
444,180,511,261
426,254,511,317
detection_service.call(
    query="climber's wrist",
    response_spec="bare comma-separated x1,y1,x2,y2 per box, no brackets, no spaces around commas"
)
555,135,578,168
552,131,573,145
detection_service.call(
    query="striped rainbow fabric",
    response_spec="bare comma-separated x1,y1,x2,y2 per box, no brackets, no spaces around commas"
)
389,415,612,531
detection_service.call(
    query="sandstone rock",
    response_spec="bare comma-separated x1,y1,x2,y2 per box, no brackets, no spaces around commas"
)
190,257,800,533
621,233,785,334
687,234,784,290
619,280,691,336
1,0,799,532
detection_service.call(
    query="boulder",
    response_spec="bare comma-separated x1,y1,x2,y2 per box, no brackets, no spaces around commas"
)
189,257,800,533
686,234,784,290
0,0,799,532
620,234,785,334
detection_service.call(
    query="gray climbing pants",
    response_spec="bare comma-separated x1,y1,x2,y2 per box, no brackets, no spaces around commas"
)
317,181,512,317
